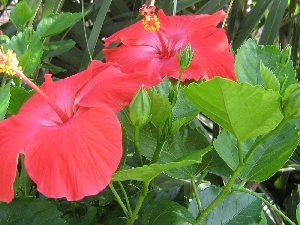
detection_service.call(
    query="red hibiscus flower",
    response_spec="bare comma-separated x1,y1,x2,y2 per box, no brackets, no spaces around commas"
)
103,9,236,84
0,60,150,203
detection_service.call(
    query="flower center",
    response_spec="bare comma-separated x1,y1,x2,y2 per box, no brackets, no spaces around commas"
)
156,31,174,59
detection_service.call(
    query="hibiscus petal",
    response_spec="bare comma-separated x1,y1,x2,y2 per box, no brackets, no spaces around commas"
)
76,65,153,111
24,105,122,201
104,20,159,47
0,117,42,203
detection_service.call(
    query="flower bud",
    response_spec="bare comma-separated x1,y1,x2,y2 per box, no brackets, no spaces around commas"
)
177,43,195,71
129,85,151,127
282,85,300,119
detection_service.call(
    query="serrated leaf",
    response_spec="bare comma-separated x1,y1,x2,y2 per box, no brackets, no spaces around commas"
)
235,39,296,93
260,62,280,92
112,160,200,182
36,12,87,38
43,39,76,58
142,200,196,225
184,77,283,141
9,1,34,30
7,87,34,115
189,186,262,224
214,122,299,182
0,197,65,225
0,82,10,120
148,90,172,129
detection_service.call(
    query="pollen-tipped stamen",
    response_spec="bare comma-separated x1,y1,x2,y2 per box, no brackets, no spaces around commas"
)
139,4,160,32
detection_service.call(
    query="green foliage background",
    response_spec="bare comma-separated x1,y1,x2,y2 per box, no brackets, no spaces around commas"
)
0,0,299,224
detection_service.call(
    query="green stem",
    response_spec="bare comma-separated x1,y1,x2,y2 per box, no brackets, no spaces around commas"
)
195,171,208,187
134,126,143,166
195,119,288,224
233,187,295,225
20,155,31,196
192,177,203,213
109,183,129,218
128,181,150,225
237,140,244,165
118,181,132,216
151,139,166,164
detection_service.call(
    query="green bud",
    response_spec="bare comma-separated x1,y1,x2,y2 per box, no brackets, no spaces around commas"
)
129,85,151,127
177,43,195,71
282,84,300,119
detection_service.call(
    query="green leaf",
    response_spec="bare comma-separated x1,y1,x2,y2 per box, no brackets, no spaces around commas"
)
80,0,111,69
189,186,262,224
119,112,157,160
171,90,199,133
43,40,76,58
9,1,34,30
260,61,280,92
149,90,172,129
196,0,230,14
36,12,86,38
184,77,283,141
158,126,211,179
41,62,67,74
0,197,65,225
112,160,200,182
142,200,196,225
232,0,272,50
214,122,299,182
205,149,233,177
259,0,288,45
152,77,172,97
4,28,43,76
0,82,11,120
7,87,34,115
235,39,296,93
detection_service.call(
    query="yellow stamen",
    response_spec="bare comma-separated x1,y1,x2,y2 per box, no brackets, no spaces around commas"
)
0,46,22,76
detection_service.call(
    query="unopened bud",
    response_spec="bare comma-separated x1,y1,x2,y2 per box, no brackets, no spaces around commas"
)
177,43,195,71
129,85,151,127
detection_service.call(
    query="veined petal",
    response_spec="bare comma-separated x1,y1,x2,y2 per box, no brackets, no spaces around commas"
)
24,105,122,201
76,65,153,112
0,117,42,203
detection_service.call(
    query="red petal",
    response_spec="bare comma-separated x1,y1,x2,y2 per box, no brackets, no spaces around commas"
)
24,105,122,201
76,65,153,111
0,117,42,202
